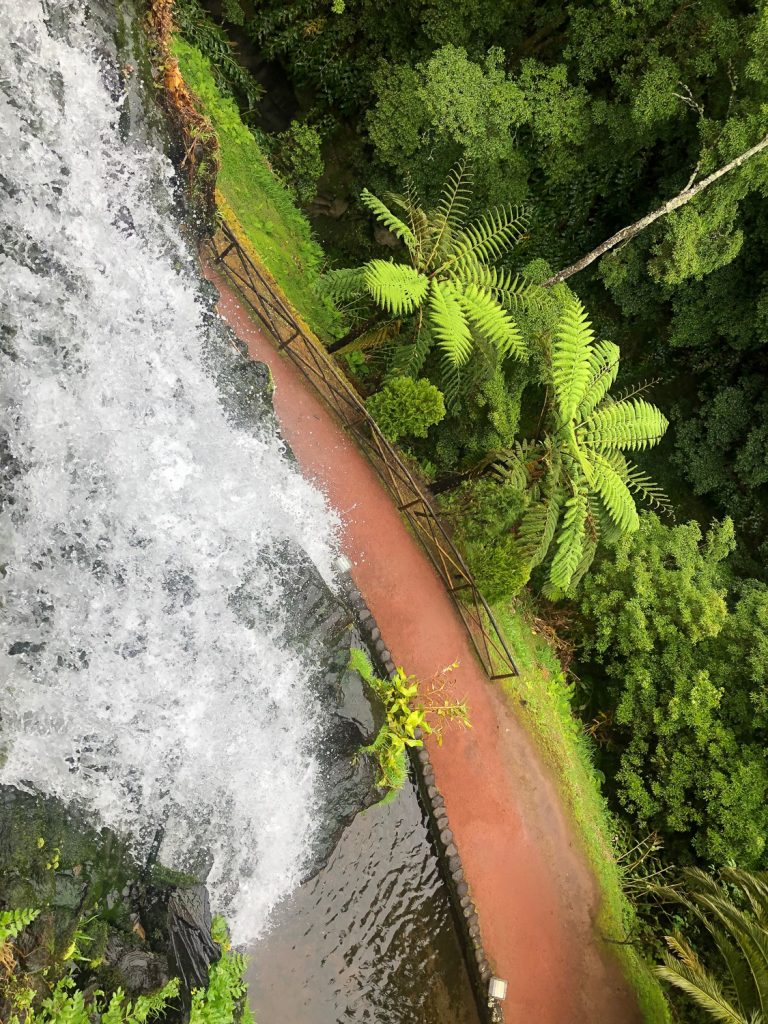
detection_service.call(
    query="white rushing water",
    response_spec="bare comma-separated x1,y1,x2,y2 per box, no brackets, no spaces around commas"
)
0,0,340,941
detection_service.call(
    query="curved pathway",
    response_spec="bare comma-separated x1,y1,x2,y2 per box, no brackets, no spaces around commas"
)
206,263,642,1024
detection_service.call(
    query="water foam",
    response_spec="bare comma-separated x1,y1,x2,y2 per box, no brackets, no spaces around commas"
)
0,0,339,941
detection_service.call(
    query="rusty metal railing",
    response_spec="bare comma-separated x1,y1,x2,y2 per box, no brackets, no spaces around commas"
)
207,220,520,681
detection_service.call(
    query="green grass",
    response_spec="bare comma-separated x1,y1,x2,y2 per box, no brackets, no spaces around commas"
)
492,596,672,1024
171,37,341,341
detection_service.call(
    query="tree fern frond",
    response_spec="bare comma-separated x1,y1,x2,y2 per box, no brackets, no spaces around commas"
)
428,158,473,266
442,205,529,275
491,439,542,490
363,260,428,316
516,486,564,570
592,452,640,533
577,340,621,420
334,321,402,355
612,454,674,516
428,279,474,366
456,263,543,310
549,490,588,591
439,356,463,412
320,266,367,302
581,397,669,452
360,188,416,251
388,314,433,378
552,296,596,423
457,283,527,360
565,505,600,594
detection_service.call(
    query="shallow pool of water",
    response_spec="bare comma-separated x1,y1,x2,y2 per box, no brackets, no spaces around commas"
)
247,778,480,1024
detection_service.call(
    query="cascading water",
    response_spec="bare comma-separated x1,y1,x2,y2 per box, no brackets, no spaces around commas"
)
0,0,343,942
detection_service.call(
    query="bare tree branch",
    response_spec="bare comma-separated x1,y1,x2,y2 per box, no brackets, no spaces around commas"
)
542,133,768,288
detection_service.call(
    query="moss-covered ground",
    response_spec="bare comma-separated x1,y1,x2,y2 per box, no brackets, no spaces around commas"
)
171,38,341,342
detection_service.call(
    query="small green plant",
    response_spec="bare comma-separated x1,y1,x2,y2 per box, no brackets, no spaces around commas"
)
0,908,40,944
366,376,446,442
349,648,470,801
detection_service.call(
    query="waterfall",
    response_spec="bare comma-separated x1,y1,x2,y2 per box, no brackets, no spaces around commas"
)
0,0,341,942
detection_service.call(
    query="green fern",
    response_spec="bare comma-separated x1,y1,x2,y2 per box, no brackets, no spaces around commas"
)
429,280,474,365
0,907,39,943
494,299,670,597
552,297,596,422
363,260,428,316
322,162,538,369
457,283,525,359
321,266,366,302
360,189,416,251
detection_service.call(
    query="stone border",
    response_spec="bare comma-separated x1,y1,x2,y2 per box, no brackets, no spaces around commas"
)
342,580,505,1024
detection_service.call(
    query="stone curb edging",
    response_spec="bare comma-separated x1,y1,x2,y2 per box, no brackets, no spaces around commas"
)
342,579,505,1024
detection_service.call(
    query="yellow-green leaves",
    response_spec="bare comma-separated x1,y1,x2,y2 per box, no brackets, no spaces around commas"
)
552,297,596,423
363,260,428,315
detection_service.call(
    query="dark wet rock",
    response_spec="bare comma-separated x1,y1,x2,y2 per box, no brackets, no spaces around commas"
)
167,886,219,999
105,933,171,995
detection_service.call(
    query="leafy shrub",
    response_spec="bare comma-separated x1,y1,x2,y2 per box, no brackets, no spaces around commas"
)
349,649,468,801
366,377,446,442
577,513,768,867
438,477,529,602
269,121,325,204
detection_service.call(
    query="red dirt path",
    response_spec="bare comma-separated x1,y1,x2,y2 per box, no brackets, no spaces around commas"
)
206,263,642,1024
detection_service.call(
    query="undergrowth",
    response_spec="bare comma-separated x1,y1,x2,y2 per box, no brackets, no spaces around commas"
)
170,37,341,341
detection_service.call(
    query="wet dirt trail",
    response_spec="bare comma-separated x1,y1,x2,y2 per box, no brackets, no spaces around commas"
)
205,262,642,1024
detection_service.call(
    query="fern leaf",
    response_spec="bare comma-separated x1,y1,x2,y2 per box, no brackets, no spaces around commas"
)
427,159,474,267
492,440,540,490
581,397,669,452
456,283,527,360
389,315,433,378
516,486,563,569
577,340,621,420
565,505,600,594
333,321,402,355
428,279,474,366
0,907,39,943
360,188,416,251
457,263,542,311
320,266,366,302
439,356,463,412
592,453,640,533
442,205,529,275
611,454,674,517
552,297,596,423
549,490,588,591
363,260,428,316
349,647,375,684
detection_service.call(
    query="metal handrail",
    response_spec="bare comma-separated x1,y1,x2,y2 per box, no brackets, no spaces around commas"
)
207,220,520,681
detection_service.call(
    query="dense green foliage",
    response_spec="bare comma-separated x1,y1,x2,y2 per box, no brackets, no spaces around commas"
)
268,120,325,204
365,376,445,442
655,868,768,1024
578,514,768,869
